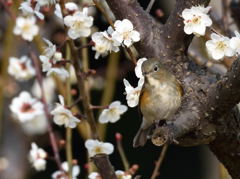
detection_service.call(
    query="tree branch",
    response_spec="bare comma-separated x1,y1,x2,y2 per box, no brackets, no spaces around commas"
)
105,0,162,57
91,154,117,179
106,0,240,178
162,0,210,53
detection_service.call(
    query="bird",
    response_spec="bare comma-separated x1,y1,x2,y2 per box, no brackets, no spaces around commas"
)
133,58,183,147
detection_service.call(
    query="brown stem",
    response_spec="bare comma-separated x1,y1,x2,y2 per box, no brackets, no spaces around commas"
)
146,0,156,13
0,0,16,20
150,145,168,179
90,105,109,110
222,0,230,34
93,0,114,27
30,52,62,170
91,154,117,179
68,40,99,139
116,134,130,171
68,96,82,109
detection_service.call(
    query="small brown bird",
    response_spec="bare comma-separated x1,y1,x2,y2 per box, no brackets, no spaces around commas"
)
133,58,183,147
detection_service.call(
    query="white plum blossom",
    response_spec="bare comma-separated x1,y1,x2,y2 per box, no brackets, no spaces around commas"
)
52,161,80,179
36,0,56,8
88,170,132,179
21,116,48,135
64,8,93,39
182,6,212,36
135,58,148,78
92,27,120,59
123,78,144,108
124,58,146,107
88,172,100,179
65,2,79,12
8,56,36,81
19,0,44,20
29,143,47,171
85,139,114,157
54,3,63,19
112,19,140,47
10,91,44,122
32,77,56,104
206,33,235,60
230,31,240,55
39,39,69,80
51,95,80,128
42,38,56,58
99,101,127,124
54,2,79,19
13,16,39,41
115,170,132,179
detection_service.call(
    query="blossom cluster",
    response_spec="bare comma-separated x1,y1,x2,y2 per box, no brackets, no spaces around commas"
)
91,19,140,59
8,0,143,177
182,5,240,60
123,58,147,107
39,39,69,80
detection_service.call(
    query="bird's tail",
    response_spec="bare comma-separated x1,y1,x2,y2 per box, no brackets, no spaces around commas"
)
133,127,152,148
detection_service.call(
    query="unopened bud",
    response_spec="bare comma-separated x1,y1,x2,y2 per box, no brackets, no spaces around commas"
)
6,0,12,6
155,9,164,18
72,159,78,165
59,140,66,146
115,132,122,141
70,89,78,96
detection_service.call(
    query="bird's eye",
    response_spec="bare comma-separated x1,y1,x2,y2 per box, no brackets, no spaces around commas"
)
153,65,158,72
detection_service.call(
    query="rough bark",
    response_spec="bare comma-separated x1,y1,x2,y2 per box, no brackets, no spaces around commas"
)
91,154,117,179
105,0,240,178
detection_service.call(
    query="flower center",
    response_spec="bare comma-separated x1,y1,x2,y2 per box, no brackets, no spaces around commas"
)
94,146,103,154
20,103,35,113
122,31,130,39
216,41,227,50
60,113,70,121
22,23,31,33
96,45,107,53
108,108,118,116
192,16,201,24
73,20,83,29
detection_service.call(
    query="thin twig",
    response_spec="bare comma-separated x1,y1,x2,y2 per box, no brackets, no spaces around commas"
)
150,144,168,179
59,0,99,139
65,44,73,179
90,105,109,109
116,133,130,171
68,96,82,109
222,0,229,34
146,0,156,13
66,128,73,178
126,48,137,65
68,39,99,139
97,52,120,139
30,52,63,170
0,0,16,20
93,0,114,27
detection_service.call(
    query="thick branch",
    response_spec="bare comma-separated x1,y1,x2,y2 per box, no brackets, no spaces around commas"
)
230,0,240,30
162,0,210,53
91,154,117,179
106,0,240,178
206,58,240,121
105,0,162,57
